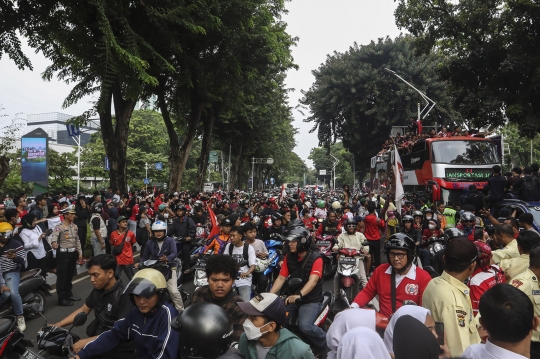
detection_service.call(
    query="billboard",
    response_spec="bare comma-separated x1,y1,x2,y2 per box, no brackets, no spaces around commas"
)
21,128,49,186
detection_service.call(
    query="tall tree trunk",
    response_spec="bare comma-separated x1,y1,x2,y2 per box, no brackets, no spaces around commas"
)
99,83,136,193
230,144,242,189
0,156,10,189
157,82,181,193
195,107,215,192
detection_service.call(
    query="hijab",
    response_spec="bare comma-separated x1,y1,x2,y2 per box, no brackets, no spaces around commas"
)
384,305,431,354
21,213,36,230
393,315,440,359
337,326,390,359
326,309,376,359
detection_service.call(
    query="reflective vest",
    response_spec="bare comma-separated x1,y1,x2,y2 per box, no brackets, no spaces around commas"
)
443,208,457,228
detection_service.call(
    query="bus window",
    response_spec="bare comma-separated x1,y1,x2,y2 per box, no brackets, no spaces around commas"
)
441,188,465,206
431,140,499,165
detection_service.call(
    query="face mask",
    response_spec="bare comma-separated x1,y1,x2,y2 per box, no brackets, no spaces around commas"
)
242,318,270,341
16,217,21,224
425,215,432,220
428,224,436,230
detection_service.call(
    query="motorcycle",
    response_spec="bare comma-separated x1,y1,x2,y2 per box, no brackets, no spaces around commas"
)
338,289,389,336
263,239,283,292
315,234,337,279
335,248,363,302
192,252,213,289
426,236,445,263
139,259,190,303
0,269,50,320
0,304,41,358
36,310,87,357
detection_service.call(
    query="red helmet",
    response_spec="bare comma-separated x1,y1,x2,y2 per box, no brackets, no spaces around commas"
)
474,241,492,270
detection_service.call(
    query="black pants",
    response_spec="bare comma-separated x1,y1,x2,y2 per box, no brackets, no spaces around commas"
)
367,240,381,270
252,271,268,294
76,224,88,256
56,251,78,301
531,341,540,359
26,251,48,276
182,241,193,270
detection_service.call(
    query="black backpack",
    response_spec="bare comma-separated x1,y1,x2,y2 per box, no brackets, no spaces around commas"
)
524,177,538,192
228,242,249,261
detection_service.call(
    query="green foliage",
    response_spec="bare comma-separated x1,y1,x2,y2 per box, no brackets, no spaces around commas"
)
395,0,540,135
308,142,354,188
48,149,77,193
300,36,460,169
499,124,540,171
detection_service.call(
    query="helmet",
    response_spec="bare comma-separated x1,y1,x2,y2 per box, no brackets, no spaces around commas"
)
283,226,311,252
412,210,423,218
172,303,232,359
287,218,305,229
317,200,325,209
461,212,476,223
385,233,416,266
304,201,312,209
91,201,103,213
123,268,167,304
271,213,283,222
151,220,168,232
443,228,464,242
344,218,357,227
474,241,492,270
424,208,434,215
0,222,13,239
402,215,414,223
331,201,341,210
175,205,187,212
255,257,269,272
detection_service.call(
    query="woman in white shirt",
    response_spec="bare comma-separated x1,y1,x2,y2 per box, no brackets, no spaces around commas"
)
19,213,48,274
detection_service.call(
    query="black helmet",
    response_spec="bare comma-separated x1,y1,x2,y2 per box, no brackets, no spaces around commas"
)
385,233,416,266
402,215,414,223
461,212,476,223
272,213,284,222
443,228,465,242
344,218,357,227
172,303,233,359
412,210,423,218
91,201,103,213
287,218,305,229
284,226,311,252
175,205,187,212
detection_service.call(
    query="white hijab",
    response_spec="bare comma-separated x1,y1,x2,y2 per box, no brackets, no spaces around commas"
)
337,326,391,359
383,305,431,354
326,309,376,359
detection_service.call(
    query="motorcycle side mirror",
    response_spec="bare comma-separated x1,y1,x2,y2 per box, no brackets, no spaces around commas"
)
73,312,87,327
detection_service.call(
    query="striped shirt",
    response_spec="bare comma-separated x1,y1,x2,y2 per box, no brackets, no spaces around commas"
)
0,238,26,286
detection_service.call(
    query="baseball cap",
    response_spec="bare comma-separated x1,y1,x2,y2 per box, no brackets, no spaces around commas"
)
237,293,286,325
445,238,478,266
220,218,232,226
158,204,167,211
118,215,128,223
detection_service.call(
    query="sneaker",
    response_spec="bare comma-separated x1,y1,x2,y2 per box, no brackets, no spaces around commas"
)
17,316,26,332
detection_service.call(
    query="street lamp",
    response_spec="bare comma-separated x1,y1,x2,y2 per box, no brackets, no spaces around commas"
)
251,158,274,192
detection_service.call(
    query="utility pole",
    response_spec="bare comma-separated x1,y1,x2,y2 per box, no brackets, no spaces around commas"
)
330,154,339,190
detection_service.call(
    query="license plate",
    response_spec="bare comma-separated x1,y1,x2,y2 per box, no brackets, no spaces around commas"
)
339,257,356,264
317,241,331,246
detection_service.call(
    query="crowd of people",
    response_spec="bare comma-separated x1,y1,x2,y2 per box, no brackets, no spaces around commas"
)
1,184,540,358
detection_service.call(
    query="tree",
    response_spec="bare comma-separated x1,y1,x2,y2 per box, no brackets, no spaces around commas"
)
395,0,540,136
308,142,354,189
300,36,461,169
48,149,77,193
499,124,540,171
0,107,25,189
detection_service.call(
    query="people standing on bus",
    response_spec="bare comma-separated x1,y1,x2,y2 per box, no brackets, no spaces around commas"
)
512,167,540,201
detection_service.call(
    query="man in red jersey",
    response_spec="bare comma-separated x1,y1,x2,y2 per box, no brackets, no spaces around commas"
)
351,233,432,318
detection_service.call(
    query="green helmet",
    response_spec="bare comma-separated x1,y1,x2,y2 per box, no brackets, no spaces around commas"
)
317,200,325,209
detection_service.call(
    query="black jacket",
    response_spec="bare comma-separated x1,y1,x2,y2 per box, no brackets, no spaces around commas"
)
170,216,196,238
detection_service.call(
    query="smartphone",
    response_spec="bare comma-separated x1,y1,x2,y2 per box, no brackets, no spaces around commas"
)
7,249,15,254
45,229,53,236
435,322,445,347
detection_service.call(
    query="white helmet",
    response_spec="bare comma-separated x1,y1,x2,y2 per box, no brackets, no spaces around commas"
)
255,258,269,273
151,220,168,233
331,201,341,210
304,201,312,209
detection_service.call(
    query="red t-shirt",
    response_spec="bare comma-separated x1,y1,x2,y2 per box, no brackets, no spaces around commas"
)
129,204,139,221
352,263,432,317
363,214,384,240
279,254,323,279
110,230,137,265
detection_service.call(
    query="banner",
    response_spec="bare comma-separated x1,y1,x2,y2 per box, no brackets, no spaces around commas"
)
394,145,404,213
207,204,220,238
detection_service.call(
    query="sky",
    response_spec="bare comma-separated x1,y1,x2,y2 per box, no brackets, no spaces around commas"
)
0,0,402,167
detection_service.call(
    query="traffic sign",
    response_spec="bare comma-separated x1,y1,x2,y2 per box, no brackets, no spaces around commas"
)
105,157,110,171
319,170,327,176
66,124,80,137
209,151,219,163
155,162,163,170
267,158,274,164
144,178,151,185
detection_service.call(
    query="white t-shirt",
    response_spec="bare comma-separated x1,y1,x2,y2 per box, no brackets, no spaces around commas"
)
247,239,268,256
224,242,256,288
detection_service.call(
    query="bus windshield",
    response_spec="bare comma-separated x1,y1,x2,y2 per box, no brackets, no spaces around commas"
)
431,140,499,165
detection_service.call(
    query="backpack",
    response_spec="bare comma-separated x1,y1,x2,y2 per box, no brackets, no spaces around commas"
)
228,242,249,261
524,177,538,192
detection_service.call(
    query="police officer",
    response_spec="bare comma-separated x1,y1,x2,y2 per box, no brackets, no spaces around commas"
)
510,246,540,359
51,206,83,306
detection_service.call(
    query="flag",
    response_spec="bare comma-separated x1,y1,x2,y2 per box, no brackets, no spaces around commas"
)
207,204,220,238
280,184,286,201
394,145,405,214
300,191,305,202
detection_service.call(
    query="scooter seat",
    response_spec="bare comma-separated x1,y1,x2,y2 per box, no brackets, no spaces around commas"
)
20,269,40,282
0,317,14,334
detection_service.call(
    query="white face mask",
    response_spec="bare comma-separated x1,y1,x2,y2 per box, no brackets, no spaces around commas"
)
242,318,270,341
16,217,21,224
428,224,436,230
425,215,432,220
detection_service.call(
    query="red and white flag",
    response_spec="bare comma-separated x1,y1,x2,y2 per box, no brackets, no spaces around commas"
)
394,145,405,213
207,204,220,238
280,184,287,201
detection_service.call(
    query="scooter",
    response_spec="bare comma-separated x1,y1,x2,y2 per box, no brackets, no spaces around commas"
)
335,248,363,303
139,259,190,303
0,269,50,320
192,252,213,289
315,234,337,279
263,239,283,292
0,304,42,358
36,311,87,357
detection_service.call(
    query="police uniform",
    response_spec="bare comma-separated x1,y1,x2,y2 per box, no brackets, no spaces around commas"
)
510,269,540,357
422,271,481,356
501,254,529,282
51,218,82,305
491,239,520,264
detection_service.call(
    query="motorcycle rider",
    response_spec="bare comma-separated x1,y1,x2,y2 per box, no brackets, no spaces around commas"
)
313,200,327,219
332,218,369,298
400,215,430,267
315,210,342,237
456,212,476,241
170,205,196,274
270,226,327,357
53,254,136,358
75,269,180,359
191,205,207,225
351,233,432,318
0,222,26,331
263,213,285,241
136,220,184,311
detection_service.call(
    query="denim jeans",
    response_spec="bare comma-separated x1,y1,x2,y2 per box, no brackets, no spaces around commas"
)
128,220,137,236
91,237,105,257
237,285,252,302
286,301,327,349
0,272,23,316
